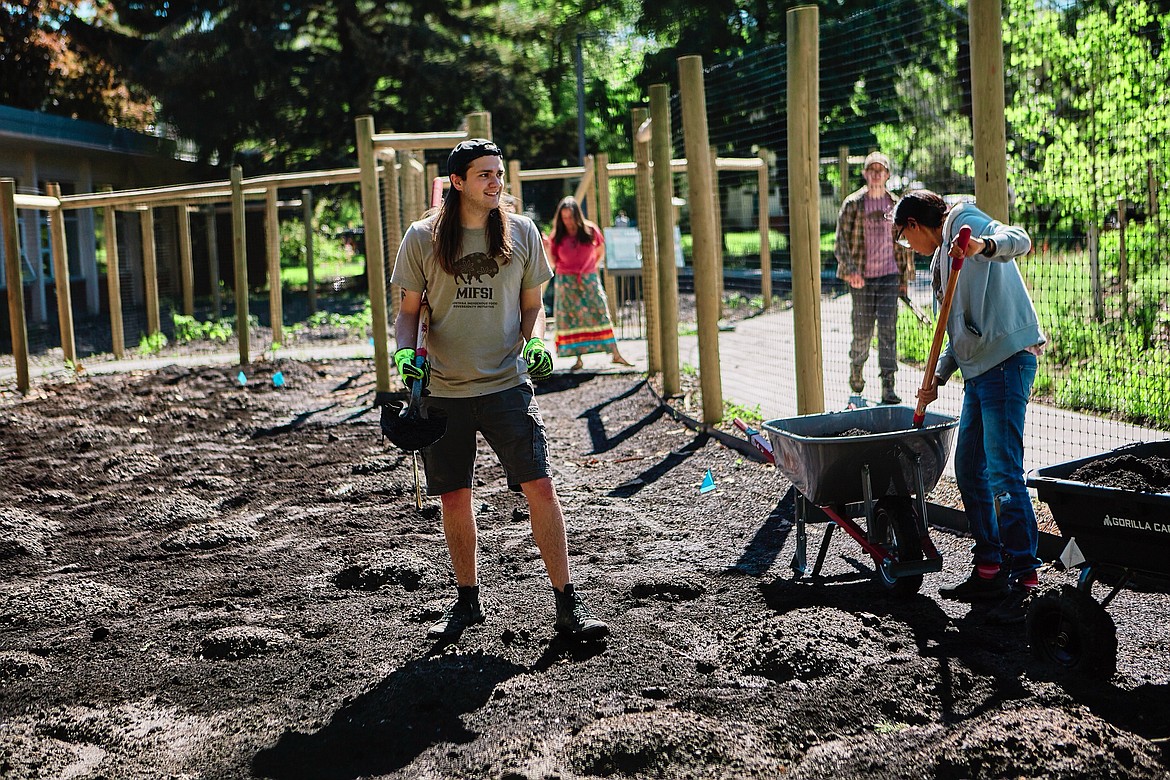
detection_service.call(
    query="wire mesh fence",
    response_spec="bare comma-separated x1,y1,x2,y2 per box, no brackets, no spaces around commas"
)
4,0,1168,472
670,0,1169,468
1,195,378,385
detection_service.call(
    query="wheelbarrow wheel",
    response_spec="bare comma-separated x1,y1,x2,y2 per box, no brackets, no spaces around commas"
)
1027,585,1117,679
872,497,924,596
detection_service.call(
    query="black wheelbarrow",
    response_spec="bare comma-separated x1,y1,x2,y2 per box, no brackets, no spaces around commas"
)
1025,440,1170,678
763,405,960,596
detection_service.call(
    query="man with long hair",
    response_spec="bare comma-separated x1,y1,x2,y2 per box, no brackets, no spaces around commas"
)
391,138,608,641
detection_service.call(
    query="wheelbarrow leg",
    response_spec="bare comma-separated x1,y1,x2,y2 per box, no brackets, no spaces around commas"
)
861,464,875,537
1080,564,1131,609
791,492,808,576
911,453,944,564
811,522,835,578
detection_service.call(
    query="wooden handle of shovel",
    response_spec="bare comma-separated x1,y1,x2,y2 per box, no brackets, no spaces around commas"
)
913,225,971,428
407,299,431,409
415,297,431,361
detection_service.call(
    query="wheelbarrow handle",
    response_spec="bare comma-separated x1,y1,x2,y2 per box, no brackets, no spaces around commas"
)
913,225,971,428
733,416,776,464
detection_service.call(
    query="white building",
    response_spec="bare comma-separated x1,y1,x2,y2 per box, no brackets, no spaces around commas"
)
0,104,211,336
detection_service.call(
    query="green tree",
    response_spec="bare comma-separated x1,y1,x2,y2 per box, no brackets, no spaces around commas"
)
1004,0,1170,233
63,0,641,173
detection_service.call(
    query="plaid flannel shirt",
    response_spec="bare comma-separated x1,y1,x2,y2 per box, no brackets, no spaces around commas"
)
833,186,915,287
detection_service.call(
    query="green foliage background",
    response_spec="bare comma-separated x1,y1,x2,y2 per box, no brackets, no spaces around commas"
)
6,0,1170,426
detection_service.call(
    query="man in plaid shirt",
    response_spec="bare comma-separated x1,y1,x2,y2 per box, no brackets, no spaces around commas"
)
833,151,916,404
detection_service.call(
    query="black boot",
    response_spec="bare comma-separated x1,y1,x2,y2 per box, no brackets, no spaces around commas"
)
849,365,865,394
880,381,901,405
427,585,485,638
938,568,1009,602
553,584,609,641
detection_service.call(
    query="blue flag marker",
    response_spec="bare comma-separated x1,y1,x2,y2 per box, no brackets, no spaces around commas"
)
700,469,716,494
237,371,247,386
272,371,285,388
369,337,375,345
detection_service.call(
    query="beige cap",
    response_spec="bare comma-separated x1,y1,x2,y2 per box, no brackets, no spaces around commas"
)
864,151,891,172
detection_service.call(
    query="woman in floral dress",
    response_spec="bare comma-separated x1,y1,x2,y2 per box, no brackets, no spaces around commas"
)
544,196,633,370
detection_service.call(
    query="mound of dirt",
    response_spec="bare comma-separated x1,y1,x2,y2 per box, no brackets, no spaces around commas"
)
1,358,1167,778
1071,453,1170,493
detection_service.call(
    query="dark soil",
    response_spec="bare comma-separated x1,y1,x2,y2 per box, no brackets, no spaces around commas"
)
2,359,1169,779
1071,454,1170,493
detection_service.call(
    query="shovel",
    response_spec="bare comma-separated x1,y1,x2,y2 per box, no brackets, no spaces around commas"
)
381,302,447,507
913,225,971,428
899,294,932,326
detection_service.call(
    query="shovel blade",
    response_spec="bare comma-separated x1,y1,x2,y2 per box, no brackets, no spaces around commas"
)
381,401,448,452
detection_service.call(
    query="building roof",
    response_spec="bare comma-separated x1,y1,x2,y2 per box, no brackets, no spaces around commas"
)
0,104,186,159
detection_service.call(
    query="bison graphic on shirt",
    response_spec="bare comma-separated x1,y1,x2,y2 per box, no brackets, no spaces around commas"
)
453,252,500,285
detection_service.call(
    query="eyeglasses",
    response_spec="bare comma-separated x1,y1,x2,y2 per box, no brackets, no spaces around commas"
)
894,224,911,248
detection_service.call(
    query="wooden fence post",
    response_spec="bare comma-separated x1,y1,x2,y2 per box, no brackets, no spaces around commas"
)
380,149,402,325
508,160,523,211
230,165,250,365
596,152,621,331
757,149,772,309
632,107,661,373
102,190,125,358
356,116,391,396
140,206,161,337
680,55,724,423
970,0,1010,222
177,204,194,316
405,151,426,225
466,112,492,140
650,83,681,396
1118,195,1128,318
788,4,824,415
46,183,77,365
585,156,600,224
1087,223,1102,321
1,178,30,393
709,145,725,317
205,205,221,319
303,189,316,315
575,154,596,206
265,186,283,346
838,145,850,206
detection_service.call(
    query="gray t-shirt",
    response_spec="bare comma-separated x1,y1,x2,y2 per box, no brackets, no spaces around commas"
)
391,212,552,398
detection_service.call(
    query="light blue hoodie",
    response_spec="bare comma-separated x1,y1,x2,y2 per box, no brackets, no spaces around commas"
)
934,203,1045,383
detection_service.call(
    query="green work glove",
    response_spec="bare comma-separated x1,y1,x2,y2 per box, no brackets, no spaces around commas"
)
393,347,429,390
523,337,554,381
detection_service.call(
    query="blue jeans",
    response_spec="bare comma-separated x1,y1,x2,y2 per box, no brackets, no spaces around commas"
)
953,351,1040,580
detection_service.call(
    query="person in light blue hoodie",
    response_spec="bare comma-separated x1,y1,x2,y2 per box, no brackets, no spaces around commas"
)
892,189,1045,626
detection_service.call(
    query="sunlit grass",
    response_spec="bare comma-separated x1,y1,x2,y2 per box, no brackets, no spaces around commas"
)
281,260,365,287
894,247,1170,426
